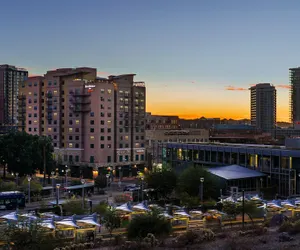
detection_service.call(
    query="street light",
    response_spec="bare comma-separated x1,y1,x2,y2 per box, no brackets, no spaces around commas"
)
56,184,61,206
118,166,122,188
27,176,32,205
106,174,110,198
15,173,19,186
81,179,86,209
65,165,68,188
200,177,204,204
51,171,55,198
141,176,144,201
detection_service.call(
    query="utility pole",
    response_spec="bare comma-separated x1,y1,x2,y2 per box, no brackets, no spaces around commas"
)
43,143,46,186
242,190,245,230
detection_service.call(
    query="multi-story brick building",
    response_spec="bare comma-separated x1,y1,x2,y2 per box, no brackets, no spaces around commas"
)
18,68,146,174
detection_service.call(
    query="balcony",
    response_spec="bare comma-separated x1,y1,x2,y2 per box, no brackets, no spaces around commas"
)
73,91,91,97
70,105,91,113
19,108,26,113
71,98,91,105
18,101,26,107
18,95,26,100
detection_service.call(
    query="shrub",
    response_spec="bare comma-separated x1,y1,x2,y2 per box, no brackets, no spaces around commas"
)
289,220,300,235
143,233,159,248
127,211,172,239
278,221,293,233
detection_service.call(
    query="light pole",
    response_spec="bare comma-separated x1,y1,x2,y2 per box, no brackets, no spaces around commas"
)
200,177,204,204
267,175,271,188
51,171,55,198
298,173,300,194
118,166,122,188
81,179,86,209
141,176,144,201
65,165,68,188
27,176,31,205
56,184,61,206
15,173,19,186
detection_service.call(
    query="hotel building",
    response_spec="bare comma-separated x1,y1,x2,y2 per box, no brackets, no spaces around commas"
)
18,67,146,173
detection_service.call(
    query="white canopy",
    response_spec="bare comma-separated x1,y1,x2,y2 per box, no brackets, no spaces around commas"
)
40,212,60,218
116,203,132,213
77,217,100,227
20,213,38,220
56,217,78,228
173,211,190,217
189,210,203,215
49,200,67,205
1,212,18,221
132,203,149,211
38,219,55,229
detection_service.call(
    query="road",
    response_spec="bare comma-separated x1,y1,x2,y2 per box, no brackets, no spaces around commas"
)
0,181,136,216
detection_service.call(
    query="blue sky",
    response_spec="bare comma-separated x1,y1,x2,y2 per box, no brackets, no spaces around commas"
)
1,0,299,120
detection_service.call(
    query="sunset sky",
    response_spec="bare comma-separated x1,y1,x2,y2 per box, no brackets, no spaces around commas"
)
1,0,299,121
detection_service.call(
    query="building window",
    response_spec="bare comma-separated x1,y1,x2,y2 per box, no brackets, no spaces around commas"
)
75,155,79,162
101,144,104,149
100,136,104,141
90,144,94,148
28,128,32,132
69,120,73,125
90,156,94,163
136,136,139,140
119,144,123,148
100,120,104,125
119,128,123,133
90,136,94,140
141,154,144,161
100,112,104,117
75,120,79,124
107,156,111,162
75,136,79,140
69,128,73,132
100,128,104,133
48,128,52,132
90,112,94,117
69,143,73,148
108,89,112,94
107,136,111,141
75,128,79,132
107,144,111,148
108,113,112,117
90,120,94,125
119,155,123,162
69,136,73,140
108,128,111,133
90,128,94,133
100,89,104,93
135,155,139,161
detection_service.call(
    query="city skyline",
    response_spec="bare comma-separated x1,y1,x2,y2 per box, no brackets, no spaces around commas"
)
2,0,300,121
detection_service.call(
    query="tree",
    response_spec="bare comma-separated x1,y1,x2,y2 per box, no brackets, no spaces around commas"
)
0,132,54,177
145,169,177,200
103,208,121,236
127,210,172,239
0,179,17,192
179,192,200,208
177,166,221,200
0,221,64,250
94,174,107,193
63,199,88,216
93,201,109,215
222,201,261,222
21,178,42,194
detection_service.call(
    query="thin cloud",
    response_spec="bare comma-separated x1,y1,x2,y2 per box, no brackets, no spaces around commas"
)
28,74,42,77
97,71,110,76
276,84,291,89
225,85,248,91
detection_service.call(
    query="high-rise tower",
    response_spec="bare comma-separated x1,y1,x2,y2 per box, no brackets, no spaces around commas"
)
250,83,276,132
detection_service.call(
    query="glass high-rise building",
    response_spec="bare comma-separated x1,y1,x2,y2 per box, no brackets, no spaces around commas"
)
0,65,28,125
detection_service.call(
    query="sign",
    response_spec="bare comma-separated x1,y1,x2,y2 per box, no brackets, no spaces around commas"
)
85,85,96,88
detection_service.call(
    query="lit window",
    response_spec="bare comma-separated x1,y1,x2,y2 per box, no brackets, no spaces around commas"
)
69,128,73,132
69,143,73,148
107,121,111,125
53,113,57,116
75,120,80,124
100,89,104,93
90,136,95,140
28,106,32,109
28,92,32,95
108,89,112,94
125,136,129,140
34,120,37,123
48,128,52,132
54,90,58,94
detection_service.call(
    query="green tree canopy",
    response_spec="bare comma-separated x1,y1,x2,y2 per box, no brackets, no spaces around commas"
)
103,208,121,236
177,166,221,200
127,210,172,239
145,169,177,199
94,174,107,193
0,132,54,177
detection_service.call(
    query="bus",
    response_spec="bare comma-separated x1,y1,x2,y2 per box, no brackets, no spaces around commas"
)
0,191,26,210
